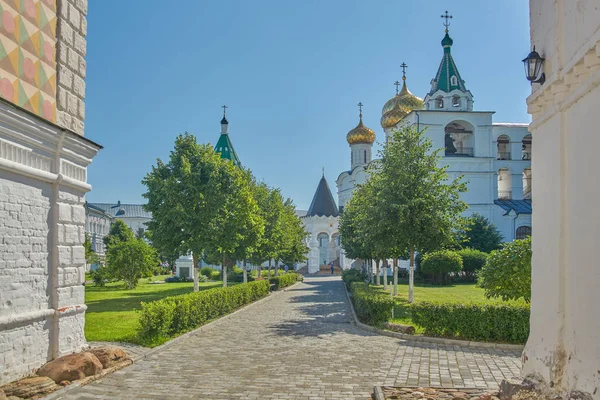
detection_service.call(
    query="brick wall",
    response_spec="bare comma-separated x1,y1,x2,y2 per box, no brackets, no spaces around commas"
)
56,0,87,135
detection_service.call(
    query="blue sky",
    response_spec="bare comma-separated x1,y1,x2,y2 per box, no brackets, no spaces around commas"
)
85,0,531,210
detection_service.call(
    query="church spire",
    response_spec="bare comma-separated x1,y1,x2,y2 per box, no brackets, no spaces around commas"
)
215,106,241,167
424,11,473,111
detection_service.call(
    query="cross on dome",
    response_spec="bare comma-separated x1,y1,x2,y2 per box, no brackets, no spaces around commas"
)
400,62,408,80
441,10,452,33
394,80,401,95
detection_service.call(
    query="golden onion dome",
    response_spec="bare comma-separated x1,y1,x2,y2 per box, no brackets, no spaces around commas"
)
347,113,376,145
380,80,424,129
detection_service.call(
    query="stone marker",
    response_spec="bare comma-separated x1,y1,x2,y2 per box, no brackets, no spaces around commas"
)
384,322,416,335
37,352,103,384
87,347,129,369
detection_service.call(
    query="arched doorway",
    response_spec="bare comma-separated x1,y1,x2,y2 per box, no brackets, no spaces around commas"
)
317,232,329,266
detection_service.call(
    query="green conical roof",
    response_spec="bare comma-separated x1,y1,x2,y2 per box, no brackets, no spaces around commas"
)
428,32,467,95
215,132,241,167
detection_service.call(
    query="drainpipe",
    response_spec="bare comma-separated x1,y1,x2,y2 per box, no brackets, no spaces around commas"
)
416,111,420,132
49,130,67,359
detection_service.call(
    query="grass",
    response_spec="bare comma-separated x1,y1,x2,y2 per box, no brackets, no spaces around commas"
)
84,275,222,344
385,282,525,334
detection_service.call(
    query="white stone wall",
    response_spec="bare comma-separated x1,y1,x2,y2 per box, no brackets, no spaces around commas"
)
0,0,98,385
523,1,600,398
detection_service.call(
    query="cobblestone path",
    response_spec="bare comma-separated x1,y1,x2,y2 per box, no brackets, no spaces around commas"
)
56,277,521,399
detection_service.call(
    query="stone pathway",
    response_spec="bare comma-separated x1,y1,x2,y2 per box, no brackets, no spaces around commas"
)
55,277,521,400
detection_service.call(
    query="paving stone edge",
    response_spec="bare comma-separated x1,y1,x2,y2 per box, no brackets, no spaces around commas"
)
41,281,302,400
342,281,524,351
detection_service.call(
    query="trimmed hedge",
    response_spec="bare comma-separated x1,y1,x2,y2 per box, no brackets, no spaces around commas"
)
349,282,394,326
269,273,301,290
342,268,367,287
138,280,270,343
409,301,530,343
456,248,488,278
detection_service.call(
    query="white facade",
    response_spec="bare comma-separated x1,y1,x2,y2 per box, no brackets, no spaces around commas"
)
0,101,100,384
87,203,152,238
84,203,113,259
300,215,340,274
523,1,600,398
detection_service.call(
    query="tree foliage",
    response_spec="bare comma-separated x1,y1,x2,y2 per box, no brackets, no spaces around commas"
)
103,219,135,250
106,238,159,289
478,237,531,302
420,250,463,285
458,213,503,253
456,248,488,279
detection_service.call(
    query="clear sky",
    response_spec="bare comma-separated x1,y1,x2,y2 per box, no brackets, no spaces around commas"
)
84,0,531,210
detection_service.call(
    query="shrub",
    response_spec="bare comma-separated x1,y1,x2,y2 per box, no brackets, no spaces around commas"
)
200,267,214,278
164,275,205,283
269,273,300,290
348,282,394,326
227,266,244,282
341,269,367,287
138,280,270,343
420,250,462,285
106,238,159,289
409,301,530,343
90,266,112,287
458,213,504,253
457,248,488,281
210,270,222,281
478,237,532,302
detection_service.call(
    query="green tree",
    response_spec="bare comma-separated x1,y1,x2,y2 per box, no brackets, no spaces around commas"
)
249,184,286,279
478,237,532,302
103,219,135,250
456,248,488,281
143,133,242,292
277,198,309,271
458,213,503,253
373,126,468,302
203,161,263,287
106,238,159,289
83,233,99,265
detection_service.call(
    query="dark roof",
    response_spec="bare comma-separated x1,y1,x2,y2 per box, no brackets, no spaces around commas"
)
88,203,152,219
221,117,229,125
306,176,339,217
494,199,532,215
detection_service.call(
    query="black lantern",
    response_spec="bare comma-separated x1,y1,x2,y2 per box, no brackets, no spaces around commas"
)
522,46,545,85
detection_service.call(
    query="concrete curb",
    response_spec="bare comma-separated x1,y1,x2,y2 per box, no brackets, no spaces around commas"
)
42,281,302,399
342,281,524,351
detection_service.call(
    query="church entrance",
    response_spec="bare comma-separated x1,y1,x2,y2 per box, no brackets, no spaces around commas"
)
317,232,329,266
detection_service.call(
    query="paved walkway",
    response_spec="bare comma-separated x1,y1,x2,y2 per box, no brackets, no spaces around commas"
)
56,277,521,400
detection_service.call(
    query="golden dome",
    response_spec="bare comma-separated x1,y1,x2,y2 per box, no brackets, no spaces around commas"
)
347,114,376,145
380,80,424,129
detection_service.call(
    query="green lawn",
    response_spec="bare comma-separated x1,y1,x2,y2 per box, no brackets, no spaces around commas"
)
85,275,222,344
386,282,525,334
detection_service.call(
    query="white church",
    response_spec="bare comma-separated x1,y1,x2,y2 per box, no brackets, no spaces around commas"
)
333,19,532,270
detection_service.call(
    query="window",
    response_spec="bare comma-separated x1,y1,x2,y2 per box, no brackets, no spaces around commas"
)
436,96,444,108
452,95,460,107
516,226,531,240
363,150,366,164
451,75,458,86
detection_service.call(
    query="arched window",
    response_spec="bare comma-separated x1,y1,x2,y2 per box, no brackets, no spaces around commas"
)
363,150,367,164
522,134,532,160
498,168,512,199
451,75,458,86
452,95,460,107
497,135,510,160
436,96,444,108
516,226,531,240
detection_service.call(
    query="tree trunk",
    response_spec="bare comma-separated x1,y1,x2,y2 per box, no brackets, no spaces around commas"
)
409,247,415,303
192,252,199,292
393,258,398,296
383,262,388,290
375,259,380,286
222,255,228,288
243,259,248,283
268,259,272,279
274,260,279,276
257,262,262,280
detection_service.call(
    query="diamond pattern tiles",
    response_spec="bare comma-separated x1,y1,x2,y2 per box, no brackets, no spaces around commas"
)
0,0,57,122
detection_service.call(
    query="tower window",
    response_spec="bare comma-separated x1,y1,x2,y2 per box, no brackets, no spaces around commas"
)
436,96,444,108
452,96,460,107
364,150,367,164
451,75,458,86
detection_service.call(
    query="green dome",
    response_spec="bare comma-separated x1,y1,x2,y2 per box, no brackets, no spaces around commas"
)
441,32,453,48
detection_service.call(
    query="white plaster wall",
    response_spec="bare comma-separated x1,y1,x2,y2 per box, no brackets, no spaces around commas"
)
523,1,600,397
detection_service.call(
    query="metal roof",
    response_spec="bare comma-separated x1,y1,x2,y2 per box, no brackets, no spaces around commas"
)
306,176,339,218
88,203,152,219
494,199,532,215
